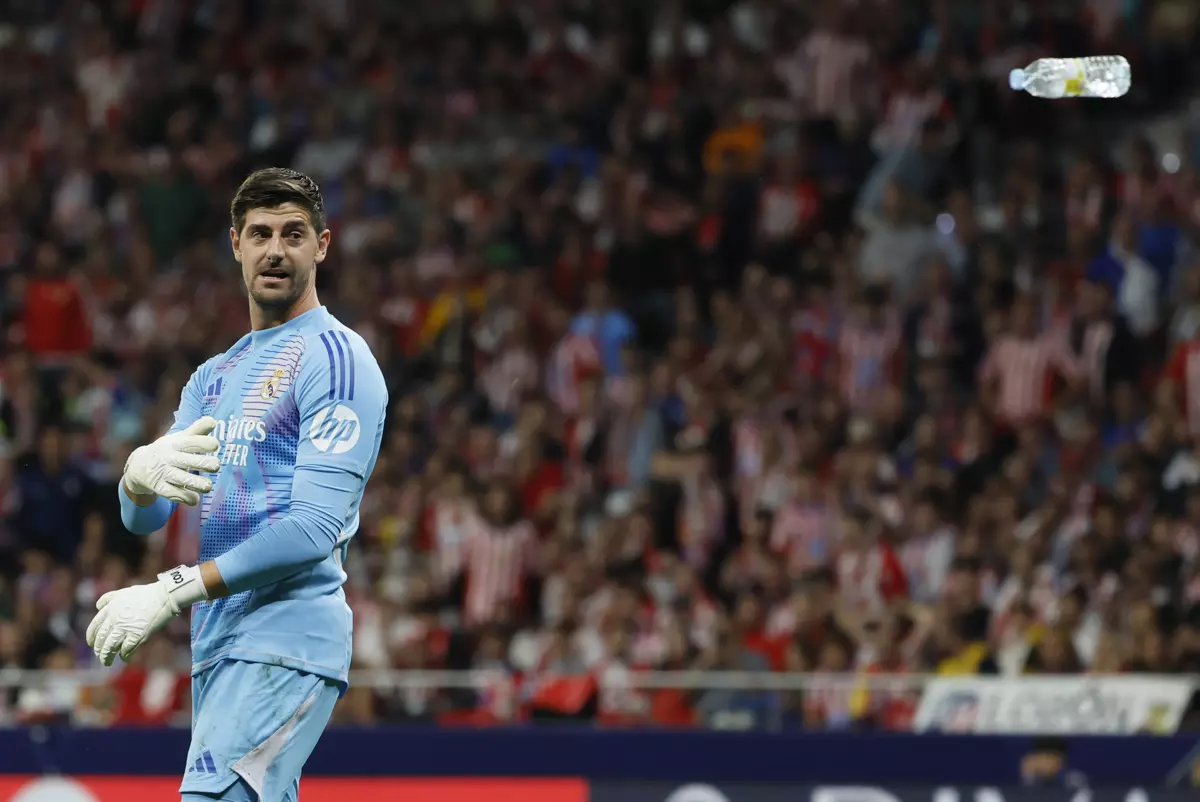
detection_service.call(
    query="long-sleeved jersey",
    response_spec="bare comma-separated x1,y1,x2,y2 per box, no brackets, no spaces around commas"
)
119,306,387,689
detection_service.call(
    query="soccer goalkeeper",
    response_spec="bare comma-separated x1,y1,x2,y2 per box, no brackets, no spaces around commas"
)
86,168,387,802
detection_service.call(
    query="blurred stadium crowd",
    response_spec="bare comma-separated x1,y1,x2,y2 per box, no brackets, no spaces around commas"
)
1,0,1200,729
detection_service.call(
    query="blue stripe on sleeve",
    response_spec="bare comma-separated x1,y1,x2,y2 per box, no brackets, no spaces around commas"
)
330,332,347,400
318,332,338,400
337,331,355,401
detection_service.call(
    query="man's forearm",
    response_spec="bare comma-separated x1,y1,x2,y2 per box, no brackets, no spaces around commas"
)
118,480,176,535
193,508,336,602
211,503,341,594
209,465,357,595
146,466,356,600
200,561,230,599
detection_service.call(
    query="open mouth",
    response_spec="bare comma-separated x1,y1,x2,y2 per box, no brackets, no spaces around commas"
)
260,269,289,280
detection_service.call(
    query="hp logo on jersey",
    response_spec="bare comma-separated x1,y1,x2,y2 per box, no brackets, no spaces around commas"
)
310,404,361,454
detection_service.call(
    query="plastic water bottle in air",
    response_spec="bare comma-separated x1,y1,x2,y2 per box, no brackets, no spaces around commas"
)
1009,56,1131,99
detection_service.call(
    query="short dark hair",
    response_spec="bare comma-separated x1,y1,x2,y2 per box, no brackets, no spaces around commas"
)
230,168,326,234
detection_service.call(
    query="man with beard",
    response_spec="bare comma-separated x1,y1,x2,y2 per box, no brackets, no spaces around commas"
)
85,168,388,802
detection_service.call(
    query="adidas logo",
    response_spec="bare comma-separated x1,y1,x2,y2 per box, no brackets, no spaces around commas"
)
187,750,218,775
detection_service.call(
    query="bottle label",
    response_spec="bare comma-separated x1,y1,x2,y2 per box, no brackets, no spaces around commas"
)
1065,59,1085,96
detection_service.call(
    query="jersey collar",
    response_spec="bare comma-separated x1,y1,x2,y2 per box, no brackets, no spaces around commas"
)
249,306,327,347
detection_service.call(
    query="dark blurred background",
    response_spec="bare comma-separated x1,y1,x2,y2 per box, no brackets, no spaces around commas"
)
0,0,1198,730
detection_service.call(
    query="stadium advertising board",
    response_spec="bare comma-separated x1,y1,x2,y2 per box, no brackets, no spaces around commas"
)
0,777,588,802
912,677,1194,734
588,785,1200,802
7,779,1198,802
0,728,1196,784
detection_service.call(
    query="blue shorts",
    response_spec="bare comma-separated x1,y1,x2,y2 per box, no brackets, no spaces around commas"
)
179,659,339,802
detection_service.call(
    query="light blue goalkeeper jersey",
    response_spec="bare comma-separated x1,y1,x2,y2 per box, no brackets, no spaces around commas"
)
118,306,387,690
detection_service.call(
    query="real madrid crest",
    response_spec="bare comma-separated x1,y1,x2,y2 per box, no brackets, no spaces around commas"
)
260,368,288,401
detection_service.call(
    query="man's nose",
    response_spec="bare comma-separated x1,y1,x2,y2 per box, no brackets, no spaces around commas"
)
266,235,285,259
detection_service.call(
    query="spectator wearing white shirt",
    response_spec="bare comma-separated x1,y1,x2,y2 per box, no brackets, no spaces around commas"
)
802,5,873,126
898,488,956,604
1107,214,1161,338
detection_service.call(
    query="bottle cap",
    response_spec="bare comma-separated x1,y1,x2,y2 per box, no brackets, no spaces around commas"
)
1009,69,1026,90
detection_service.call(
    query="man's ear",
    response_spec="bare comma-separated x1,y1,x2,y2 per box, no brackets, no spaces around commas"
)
229,226,242,263
315,228,331,264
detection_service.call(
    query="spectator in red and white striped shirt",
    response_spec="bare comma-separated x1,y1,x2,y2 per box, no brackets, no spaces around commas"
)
462,483,539,627
802,636,858,730
978,294,1082,427
564,375,603,493
837,286,902,414
480,323,539,420
771,471,835,574
678,451,727,573
835,508,908,615
1161,330,1200,437
546,302,602,415
791,280,837,388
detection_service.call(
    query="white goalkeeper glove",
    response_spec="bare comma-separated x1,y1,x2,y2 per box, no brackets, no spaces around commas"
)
86,565,209,666
123,416,222,505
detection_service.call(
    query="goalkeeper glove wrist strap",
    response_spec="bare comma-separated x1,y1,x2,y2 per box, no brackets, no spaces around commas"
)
157,564,208,612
